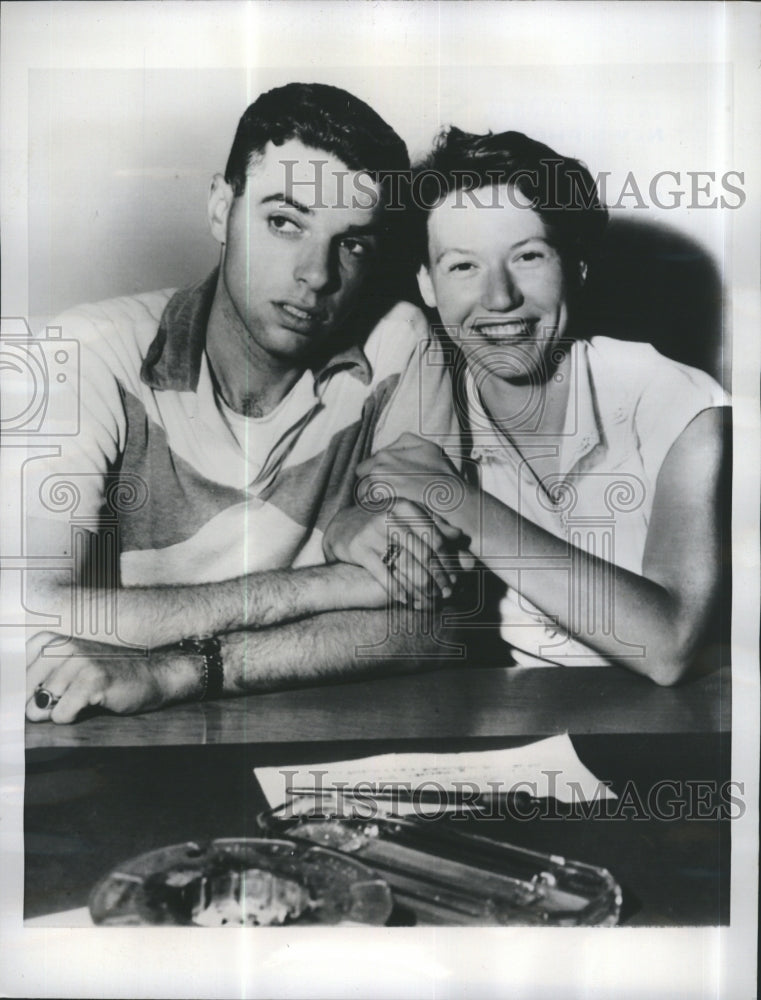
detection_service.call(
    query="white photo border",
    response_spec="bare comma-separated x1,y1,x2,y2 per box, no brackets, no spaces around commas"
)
1,2,758,997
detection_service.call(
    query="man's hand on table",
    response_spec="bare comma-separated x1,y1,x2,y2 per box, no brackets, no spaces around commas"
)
24,563,395,724
26,632,202,724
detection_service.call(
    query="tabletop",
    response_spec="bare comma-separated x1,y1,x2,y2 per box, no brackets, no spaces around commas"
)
24,731,731,925
24,661,733,927
26,663,731,749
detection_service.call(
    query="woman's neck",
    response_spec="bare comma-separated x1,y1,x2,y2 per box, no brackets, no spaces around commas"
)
476,348,573,441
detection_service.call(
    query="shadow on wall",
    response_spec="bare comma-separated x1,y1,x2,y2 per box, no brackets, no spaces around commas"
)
582,216,728,388
583,216,732,672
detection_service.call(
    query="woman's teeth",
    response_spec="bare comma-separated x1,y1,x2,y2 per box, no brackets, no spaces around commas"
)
476,321,529,341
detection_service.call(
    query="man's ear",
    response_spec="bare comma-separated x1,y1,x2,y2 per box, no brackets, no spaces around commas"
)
208,174,234,246
417,265,438,310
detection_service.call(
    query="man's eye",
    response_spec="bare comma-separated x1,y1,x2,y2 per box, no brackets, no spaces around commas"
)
449,262,475,273
269,214,301,234
340,238,371,259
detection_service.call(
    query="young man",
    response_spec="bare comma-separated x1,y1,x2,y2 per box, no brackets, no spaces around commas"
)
22,84,460,724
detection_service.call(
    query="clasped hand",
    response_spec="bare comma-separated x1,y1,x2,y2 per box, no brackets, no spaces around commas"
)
325,434,471,608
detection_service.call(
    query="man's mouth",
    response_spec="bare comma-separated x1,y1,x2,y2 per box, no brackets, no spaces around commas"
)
274,301,326,330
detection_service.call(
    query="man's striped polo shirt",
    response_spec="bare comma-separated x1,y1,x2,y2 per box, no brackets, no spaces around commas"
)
25,270,459,587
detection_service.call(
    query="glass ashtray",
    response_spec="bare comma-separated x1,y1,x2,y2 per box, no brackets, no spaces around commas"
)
88,837,393,926
257,796,623,926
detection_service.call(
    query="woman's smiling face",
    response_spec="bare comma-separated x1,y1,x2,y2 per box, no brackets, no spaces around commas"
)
418,184,576,385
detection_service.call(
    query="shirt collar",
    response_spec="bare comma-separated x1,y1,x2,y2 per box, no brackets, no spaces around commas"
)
141,268,372,393
557,338,603,474
312,343,372,388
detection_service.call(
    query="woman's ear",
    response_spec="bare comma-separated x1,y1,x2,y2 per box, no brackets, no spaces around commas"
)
417,265,438,309
208,174,234,246
578,260,588,286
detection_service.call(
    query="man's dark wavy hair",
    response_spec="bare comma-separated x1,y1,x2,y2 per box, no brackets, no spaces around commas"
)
413,127,608,272
223,83,416,308
224,82,410,195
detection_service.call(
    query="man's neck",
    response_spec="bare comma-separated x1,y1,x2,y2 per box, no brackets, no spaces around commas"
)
205,277,303,417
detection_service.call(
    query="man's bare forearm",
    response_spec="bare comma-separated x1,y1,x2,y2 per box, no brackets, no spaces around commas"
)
26,603,461,723
207,605,460,697
30,561,385,649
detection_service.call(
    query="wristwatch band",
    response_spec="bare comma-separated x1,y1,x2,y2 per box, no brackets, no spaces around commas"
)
178,636,224,701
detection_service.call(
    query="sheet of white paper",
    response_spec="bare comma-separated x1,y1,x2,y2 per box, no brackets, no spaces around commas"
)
255,733,616,815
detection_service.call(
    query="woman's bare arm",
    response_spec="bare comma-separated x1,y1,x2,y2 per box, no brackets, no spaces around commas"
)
357,410,727,685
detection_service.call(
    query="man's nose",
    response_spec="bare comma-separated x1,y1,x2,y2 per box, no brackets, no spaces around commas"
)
484,265,523,311
293,241,333,292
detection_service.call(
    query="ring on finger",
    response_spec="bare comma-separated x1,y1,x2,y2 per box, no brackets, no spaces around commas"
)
34,686,61,710
382,541,402,572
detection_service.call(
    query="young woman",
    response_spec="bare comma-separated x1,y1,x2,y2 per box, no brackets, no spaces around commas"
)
325,128,729,685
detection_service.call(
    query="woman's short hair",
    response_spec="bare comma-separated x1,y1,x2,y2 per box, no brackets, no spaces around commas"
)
413,127,608,269
224,82,410,196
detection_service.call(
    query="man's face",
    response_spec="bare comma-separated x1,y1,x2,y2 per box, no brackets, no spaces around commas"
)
210,138,384,368
418,185,574,385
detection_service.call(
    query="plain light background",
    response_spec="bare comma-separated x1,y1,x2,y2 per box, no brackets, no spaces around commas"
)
2,3,759,999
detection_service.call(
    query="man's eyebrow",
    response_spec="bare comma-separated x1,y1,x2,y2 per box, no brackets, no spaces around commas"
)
341,222,381,237
260,192,314,214
259,195,381,237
